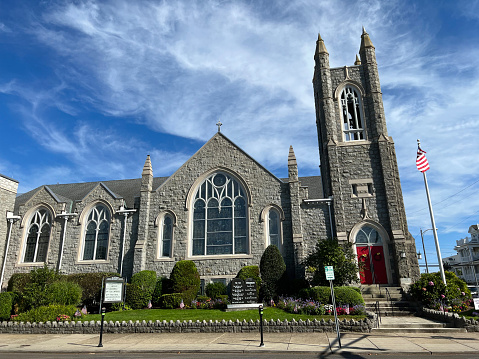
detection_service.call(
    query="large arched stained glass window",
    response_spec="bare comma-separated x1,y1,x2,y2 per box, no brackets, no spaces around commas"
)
192,172,248,256
23,208,51,263
82,204,110,260
340,85,365,141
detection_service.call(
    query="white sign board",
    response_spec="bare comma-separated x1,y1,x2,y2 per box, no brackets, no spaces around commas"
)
325,266,335,281
473,298,479,310
103,279,124,303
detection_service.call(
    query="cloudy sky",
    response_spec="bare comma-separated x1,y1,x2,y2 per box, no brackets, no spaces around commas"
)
1,0,478,270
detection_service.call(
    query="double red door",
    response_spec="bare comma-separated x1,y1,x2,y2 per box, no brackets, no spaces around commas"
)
357,245,388,284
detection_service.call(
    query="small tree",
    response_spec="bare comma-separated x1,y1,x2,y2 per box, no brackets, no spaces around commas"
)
170,260,200,305
260,245,286,300
304,239,359,287
125,270,157,309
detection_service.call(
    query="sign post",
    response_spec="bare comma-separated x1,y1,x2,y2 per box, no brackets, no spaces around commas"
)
98,277,125,347
325,266,341,348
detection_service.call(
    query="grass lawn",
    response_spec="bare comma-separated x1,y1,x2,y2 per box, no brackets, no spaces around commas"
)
82,307,365,323
455,308,479,320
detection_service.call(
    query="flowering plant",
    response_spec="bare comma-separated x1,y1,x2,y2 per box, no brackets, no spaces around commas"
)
56,314,70,322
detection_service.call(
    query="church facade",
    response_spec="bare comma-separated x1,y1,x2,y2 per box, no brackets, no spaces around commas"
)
0,30,420,290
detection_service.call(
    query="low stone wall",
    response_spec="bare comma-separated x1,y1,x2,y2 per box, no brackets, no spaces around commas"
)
422,308,479,332
0,317,374,334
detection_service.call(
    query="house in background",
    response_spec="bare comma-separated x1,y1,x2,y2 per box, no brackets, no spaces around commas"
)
443,225,479,293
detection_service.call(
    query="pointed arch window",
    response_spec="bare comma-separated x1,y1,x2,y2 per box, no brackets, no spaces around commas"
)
82,204,110,260
340,86,365,141
192,172,248,256
267,209,282,250
23,208,51,263
159,214,173,258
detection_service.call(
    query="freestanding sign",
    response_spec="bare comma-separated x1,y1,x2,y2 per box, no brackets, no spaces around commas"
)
325,266,341,348
103,277,124,303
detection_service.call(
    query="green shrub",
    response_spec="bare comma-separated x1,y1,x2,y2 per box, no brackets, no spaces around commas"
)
125,270,157,309
22,266,61,310
152,277,171,307
170,261,200,305
299,286,364,306
236,266,261,292
46,280,82,306
160,293,183,309
334,287,365,305
7,272,31,293
0,292,14,321
260,245,286,300
410,271,471,310
12,304,77,323
65,272,120,306
304,240,359,287
205,282,227,299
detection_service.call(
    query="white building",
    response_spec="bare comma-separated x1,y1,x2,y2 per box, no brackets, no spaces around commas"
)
444,225,479,292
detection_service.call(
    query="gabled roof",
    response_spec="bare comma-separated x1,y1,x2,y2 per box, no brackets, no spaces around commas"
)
15,177,168,212
156,132,284,191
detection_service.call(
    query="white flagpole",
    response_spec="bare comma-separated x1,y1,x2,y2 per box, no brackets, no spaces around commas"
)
419,140,446,285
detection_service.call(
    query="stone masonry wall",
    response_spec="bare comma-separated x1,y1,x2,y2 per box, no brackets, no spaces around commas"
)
0,317,374,334
141,133,294,280
0,174,19,287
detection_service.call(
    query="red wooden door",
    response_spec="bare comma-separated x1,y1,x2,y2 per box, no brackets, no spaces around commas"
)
357,245,388,284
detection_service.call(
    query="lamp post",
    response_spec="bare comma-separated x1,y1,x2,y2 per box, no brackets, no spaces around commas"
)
420,228,435,274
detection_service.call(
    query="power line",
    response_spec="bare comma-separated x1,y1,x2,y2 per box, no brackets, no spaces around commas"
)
409,177,479,215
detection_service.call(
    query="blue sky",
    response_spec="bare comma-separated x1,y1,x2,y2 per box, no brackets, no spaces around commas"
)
1,0,478,270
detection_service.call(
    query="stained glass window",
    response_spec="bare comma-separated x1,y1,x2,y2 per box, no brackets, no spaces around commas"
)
82,204,110,260
192,172,248,256
268,209,281,249
160,215,173,257
23,208,51,263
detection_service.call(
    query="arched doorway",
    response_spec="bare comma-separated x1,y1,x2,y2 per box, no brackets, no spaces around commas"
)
355,226,388,284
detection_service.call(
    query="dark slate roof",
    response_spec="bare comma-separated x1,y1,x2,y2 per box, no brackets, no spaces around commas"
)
15,175,323,212
15,177,169,211
281,176,324,199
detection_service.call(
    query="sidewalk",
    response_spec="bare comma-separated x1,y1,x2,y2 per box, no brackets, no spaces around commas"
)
1,331,479,355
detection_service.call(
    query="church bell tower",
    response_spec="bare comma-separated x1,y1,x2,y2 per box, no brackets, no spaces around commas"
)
313,30,420,286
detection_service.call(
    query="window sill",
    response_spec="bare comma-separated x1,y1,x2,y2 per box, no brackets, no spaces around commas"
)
339,140,371,146
154,257,175,262
75,259,110,265
186,254,253,261
16,262,46,267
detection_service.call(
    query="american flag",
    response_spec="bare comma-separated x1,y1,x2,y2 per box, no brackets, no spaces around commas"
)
179,299,185,309
147,300,152,309
416,145,430,172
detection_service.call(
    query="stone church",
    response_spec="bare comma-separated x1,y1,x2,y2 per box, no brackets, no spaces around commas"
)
0,30,420,291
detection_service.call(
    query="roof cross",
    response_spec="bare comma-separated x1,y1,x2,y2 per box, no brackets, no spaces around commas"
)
216,120,222,132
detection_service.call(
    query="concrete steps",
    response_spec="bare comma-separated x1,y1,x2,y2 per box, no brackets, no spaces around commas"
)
361,285,418,317
371,316,467,334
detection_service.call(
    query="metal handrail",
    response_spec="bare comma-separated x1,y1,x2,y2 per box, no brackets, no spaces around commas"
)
374,300,381,328
385,287,394,317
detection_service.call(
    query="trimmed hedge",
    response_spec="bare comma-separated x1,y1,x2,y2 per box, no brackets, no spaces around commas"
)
65,272,120,306
299,286,364,306
12,304,78,323
160,293,183,309
0,292,14,321
126,270,157,309
47,280,82,306
205,282,227,299
260,245,286,299
237,266,261,292
170,261,200,306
